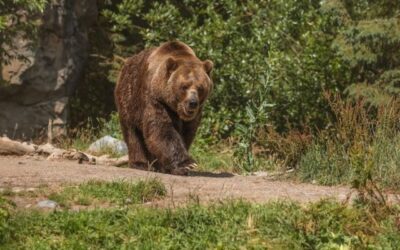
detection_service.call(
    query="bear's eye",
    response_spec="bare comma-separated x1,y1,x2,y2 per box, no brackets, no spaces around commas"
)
180,85,189,91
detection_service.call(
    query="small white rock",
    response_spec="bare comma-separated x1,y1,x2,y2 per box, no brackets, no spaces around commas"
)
37,200,58,209
88,135,128,155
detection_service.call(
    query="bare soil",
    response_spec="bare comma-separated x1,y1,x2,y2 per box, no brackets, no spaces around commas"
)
0,155,353,207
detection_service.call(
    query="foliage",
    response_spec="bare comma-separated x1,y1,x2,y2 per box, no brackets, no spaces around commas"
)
323,0,400,104
0,0,47,76
1,199,399,248
71,0,352,139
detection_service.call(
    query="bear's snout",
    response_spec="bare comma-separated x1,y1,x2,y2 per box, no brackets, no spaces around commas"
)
186,90,199,111
188,98,198,110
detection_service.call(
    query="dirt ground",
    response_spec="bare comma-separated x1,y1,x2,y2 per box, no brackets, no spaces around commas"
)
0,156,350,206
0,155,356,207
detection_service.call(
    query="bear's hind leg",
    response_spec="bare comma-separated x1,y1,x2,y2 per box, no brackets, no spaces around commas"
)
121,122,149,170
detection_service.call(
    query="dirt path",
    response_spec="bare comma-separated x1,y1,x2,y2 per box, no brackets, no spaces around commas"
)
0,156,352,206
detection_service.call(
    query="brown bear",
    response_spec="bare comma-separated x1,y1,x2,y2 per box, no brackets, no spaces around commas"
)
114,41,213,175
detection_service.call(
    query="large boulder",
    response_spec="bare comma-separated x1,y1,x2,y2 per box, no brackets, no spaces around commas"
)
0,0,97,140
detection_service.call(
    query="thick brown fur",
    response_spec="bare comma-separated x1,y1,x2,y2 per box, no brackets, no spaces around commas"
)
114,41,213,175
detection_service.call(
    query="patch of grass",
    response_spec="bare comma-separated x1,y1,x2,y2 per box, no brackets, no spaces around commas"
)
48,178,166,208
0,187,46,198
0,188,14,197
1,199,399,248
191,142,283,174
191,143,235,173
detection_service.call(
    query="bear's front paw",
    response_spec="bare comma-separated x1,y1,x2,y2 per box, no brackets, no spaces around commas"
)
170,161,198,176
170,166,190,176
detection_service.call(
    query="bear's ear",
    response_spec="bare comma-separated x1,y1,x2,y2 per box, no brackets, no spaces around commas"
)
165,57,178,76
203,60,213,76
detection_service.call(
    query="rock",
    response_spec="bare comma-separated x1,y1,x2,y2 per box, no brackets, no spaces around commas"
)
0,0,97,140
71,152,90,164
37,200,58,209
88,136,128,155
251,171,269,177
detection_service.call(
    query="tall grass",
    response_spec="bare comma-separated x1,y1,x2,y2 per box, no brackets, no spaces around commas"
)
298,95,400,190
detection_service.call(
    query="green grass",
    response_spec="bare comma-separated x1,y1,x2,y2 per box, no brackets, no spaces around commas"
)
0,199,399,249
298,132,400,190
190,144,235,172
48,178,166,208
190,142,281,174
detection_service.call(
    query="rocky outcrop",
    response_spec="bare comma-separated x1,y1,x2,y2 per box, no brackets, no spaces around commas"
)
0,0,97,140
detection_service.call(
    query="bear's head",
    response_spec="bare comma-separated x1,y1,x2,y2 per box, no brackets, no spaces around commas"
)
162,57,213,121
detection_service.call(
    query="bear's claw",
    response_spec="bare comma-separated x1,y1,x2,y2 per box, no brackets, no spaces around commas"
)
170,162,198,176
170,166,190,176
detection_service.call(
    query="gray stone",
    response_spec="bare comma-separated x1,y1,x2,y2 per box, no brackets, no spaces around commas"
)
0,0,97,140
88,136,128,155
37,200,58,209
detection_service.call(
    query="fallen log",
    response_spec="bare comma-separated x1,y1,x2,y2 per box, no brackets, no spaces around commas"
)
0,137,36,155
0,137,128,167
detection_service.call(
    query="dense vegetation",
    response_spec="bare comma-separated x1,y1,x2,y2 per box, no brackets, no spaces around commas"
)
75,0,400,132
1,1,400,185
66,0,400,187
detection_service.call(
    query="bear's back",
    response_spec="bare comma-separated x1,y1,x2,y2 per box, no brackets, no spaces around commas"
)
115,48,154,124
